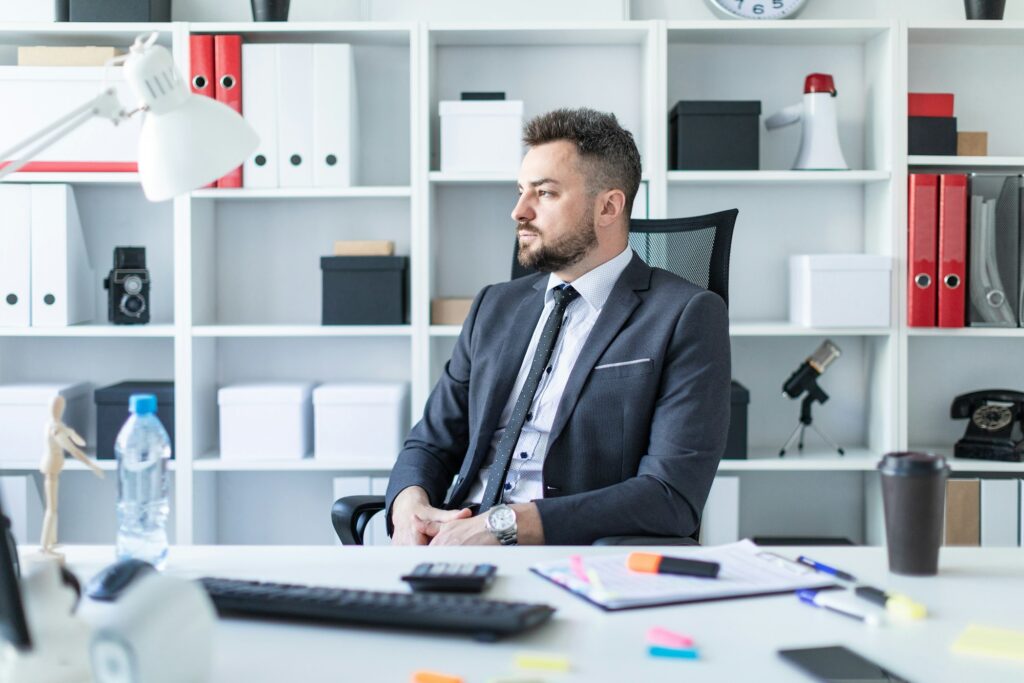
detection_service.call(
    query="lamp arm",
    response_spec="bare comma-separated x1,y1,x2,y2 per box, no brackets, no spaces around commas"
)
0,88,129,180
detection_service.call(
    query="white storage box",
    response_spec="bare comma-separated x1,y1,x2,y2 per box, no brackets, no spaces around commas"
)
0,382,91,463
790,254,892,328
313,383,408,461
218,383,315,460
440,100,524,173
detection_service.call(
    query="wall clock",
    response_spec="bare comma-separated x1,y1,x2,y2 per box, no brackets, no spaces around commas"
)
705,0,810,20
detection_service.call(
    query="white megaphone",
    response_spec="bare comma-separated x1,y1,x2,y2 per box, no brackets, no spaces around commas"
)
765,73,847,170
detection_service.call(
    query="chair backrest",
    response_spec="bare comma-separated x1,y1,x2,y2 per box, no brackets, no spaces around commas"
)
511,208,738,307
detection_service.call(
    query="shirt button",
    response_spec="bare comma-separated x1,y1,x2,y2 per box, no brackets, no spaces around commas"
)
504,482,512,490
546,366,552,374
520,452,528,459
526,411,533,421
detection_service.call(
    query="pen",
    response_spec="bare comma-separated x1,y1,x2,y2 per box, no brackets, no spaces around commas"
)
627,553,720,579
854,586,927,620
797,589,882,626
797,555,856,581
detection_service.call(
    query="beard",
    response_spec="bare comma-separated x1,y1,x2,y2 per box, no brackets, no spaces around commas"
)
516,211,598,273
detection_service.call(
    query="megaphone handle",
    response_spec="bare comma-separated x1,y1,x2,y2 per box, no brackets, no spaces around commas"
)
765,102,803,130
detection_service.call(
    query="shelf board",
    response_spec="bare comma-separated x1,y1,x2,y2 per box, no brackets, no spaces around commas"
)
908,156,1024,168
431,323,892,338
909,22,1024,46
667,170,890,185
911,447,1024,473
0,458,177,472
190,186,412,200
2,172,140,185
907,327,1024,338
429,23,651,47
193,455,394,472
667,20,892,46
188,22,412,45
0,324,175,338
717,449,878,471
429,171,516,185
191,325,412,338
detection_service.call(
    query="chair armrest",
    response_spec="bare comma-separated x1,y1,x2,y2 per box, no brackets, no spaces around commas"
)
592,535,699,546
331,495,386,545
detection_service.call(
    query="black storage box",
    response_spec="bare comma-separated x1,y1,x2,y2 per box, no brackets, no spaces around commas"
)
95,381,175,460
321,256,408,325
908,116,957,155
65,0,171,22
670,101,762,170
724,380,750,459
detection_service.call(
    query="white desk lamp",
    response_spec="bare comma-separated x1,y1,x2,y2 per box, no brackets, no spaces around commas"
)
0,32,258,201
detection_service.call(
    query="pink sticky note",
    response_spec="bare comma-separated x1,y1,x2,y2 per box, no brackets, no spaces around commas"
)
569,555,589,583
647,626,694,649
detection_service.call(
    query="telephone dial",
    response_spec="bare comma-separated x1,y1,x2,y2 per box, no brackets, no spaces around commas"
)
951,390,1024,462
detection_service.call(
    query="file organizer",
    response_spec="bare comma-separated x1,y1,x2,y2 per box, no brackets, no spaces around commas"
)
29,185,95,327
967,174,1020,327
0,186,32,327
313,44,358,187
276,44,316,188
242,43,279,188
214,35,244,188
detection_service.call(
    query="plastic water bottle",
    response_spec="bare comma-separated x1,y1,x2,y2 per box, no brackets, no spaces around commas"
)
115,393,171,569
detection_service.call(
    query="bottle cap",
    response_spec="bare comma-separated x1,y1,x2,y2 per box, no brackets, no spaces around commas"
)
129,394,158,415
804,73,837,95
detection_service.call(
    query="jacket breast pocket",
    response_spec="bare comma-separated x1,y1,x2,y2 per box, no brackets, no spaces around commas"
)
591,358,653,380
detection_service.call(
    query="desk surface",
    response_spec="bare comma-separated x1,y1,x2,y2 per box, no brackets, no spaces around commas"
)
55,545,1024,683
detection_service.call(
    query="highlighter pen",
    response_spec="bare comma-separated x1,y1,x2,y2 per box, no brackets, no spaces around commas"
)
796,589,882,626
627,553,720,579
854,586,927,620
796,555,856,582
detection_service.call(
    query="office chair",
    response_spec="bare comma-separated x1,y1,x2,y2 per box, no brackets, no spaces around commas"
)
332,208,738,546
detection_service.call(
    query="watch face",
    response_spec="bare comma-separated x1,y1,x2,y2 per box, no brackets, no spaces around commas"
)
489,506,516,532
707,0,809,19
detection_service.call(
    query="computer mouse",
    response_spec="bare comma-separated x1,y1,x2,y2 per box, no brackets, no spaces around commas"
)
86,558,156,601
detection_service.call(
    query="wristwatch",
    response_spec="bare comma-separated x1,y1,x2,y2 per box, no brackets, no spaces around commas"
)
485,505,518,545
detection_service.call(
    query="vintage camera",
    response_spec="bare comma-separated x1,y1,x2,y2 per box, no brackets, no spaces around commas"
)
103,247,150,324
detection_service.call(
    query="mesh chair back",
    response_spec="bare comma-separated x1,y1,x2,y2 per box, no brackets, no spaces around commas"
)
511,208,737,307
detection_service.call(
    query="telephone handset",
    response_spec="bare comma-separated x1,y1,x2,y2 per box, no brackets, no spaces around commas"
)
951,389,1024,462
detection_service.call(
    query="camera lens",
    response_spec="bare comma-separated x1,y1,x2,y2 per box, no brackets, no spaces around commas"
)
120,294,145,317
123,275,143,295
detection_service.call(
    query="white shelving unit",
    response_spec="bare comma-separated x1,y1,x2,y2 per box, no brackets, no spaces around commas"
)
1,10,1019,547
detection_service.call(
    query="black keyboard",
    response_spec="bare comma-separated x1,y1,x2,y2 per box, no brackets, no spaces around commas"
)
198,576,556,641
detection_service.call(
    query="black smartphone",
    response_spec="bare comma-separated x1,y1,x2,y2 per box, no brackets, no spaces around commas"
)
779,646,911,683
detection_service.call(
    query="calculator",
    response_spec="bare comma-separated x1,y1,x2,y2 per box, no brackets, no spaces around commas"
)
400,562,498,593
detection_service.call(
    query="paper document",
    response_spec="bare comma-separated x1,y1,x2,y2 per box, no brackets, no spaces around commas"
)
531,539,837,611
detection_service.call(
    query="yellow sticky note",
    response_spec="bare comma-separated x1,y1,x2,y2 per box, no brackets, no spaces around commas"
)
514,652,571,672
951,624,1024,661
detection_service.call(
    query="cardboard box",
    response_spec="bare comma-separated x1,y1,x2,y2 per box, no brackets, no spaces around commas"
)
0,383,90,463
789,254,892,328
313,383,408,460
958,132,988,156
440,100,523,173
218,383,314,460
669,100,762,171
431,298,474,325
17,46,124,67
333,240,395,256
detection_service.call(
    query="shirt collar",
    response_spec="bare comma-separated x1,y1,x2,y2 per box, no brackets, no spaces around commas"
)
545,245,634,312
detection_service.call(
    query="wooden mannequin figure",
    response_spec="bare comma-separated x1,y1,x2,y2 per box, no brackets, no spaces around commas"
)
38,395,103,560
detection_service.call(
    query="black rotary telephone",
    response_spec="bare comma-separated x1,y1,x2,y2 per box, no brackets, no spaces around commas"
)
951,390,1024,462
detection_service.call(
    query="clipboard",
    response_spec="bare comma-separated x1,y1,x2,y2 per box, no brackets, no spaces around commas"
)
530,540,838,611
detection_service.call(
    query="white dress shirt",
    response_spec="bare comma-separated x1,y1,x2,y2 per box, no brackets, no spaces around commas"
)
466,245,635,506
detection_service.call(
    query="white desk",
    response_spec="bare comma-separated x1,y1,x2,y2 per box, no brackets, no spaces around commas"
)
52,545,1024,682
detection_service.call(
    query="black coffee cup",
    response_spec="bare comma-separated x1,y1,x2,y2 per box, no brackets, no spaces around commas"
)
878,452,949,576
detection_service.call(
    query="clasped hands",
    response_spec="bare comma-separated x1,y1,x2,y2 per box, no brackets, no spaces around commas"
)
391,487,493,546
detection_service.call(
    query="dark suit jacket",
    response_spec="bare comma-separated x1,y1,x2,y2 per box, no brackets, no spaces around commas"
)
386,252,731,544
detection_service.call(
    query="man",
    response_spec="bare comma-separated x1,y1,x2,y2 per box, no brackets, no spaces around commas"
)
387,108,731,546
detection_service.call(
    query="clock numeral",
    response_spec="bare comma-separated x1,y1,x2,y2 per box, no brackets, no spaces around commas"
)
753,3,765,13
735,0,744,7
773,0,784,8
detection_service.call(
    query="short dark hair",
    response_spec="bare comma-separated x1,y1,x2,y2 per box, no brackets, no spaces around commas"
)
523,108,642,217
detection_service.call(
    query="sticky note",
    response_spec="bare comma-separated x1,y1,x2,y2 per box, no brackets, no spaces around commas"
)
411,671,463,683
646,626,694,649
514,652,571,672
886,595,927,621
951,624,1024,662
648,645,699,660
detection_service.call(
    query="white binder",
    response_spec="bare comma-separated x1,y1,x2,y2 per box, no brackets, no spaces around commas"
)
700,476,740,545
276,44,315,188
0,186,32,326
312,44,358,188
242,44,279,188
30,184,94,327
980,478,1019,547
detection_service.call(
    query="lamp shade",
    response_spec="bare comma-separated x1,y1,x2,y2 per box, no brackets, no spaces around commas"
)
122,34,258,201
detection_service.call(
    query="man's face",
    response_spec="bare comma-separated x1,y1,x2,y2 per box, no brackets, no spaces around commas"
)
512,140,597,273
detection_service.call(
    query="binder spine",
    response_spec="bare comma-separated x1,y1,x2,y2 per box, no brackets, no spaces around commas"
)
938,174,968,328
908,173,939,327
214,34,243,188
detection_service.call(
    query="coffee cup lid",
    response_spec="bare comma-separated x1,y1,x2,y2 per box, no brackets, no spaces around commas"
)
878,451,949,476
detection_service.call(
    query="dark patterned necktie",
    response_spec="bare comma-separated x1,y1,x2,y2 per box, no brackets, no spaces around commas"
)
479,285,579,512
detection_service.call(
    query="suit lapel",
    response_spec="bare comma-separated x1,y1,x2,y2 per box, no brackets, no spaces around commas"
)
472,278,547,463
547,254,652,449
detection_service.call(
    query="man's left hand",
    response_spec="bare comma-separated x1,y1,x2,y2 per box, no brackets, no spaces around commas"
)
415,513,496,546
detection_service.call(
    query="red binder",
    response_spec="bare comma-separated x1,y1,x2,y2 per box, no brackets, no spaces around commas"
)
214,34,243,188
938,174,968,328
908,93,954,118
189,34,214,96
908,174,939,327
